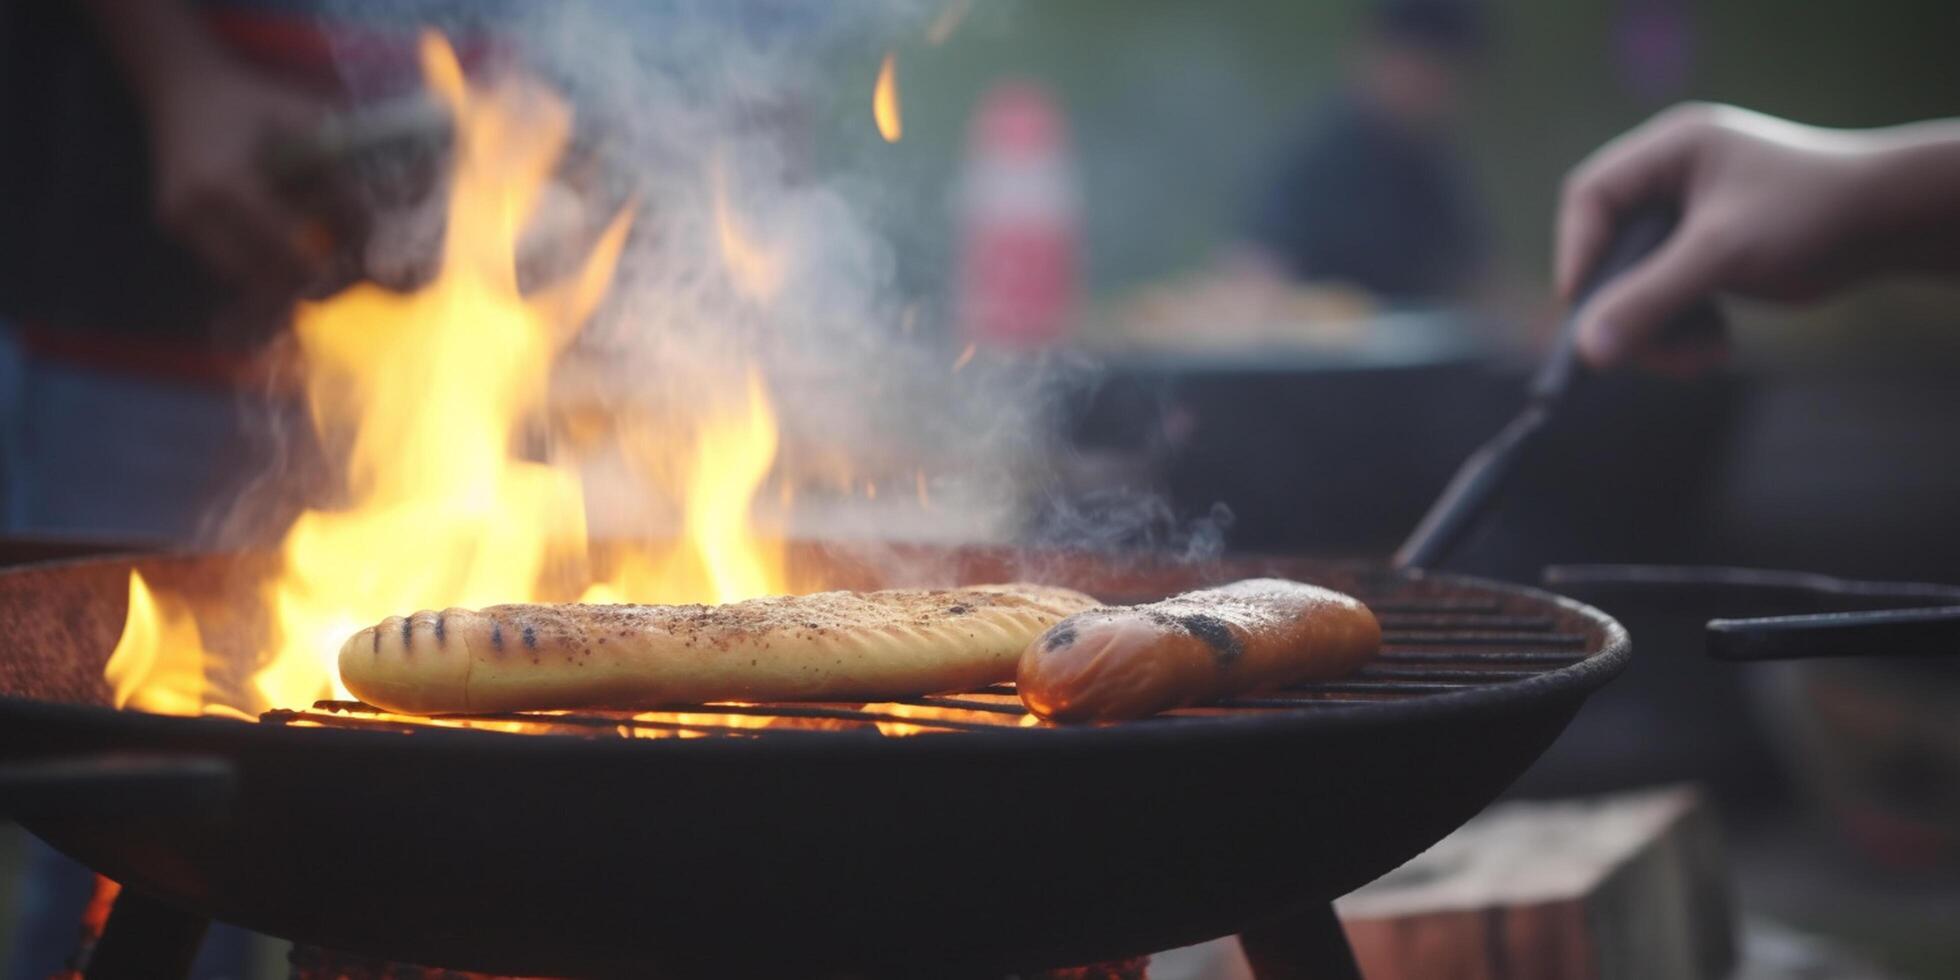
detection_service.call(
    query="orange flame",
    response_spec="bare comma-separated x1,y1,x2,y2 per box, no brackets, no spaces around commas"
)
866,699,1032,736
257,34,604,709
626,707,778,739
81,875,122,935
874,52,903,143
105,34,791,717
582,369,785,605
103,572,207,716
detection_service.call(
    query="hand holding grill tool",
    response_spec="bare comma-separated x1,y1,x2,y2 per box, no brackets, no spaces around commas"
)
1392,205,1725,571
1392,200,1960,659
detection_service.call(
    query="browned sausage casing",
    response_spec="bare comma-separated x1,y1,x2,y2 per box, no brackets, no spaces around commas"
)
1016,578,1380,722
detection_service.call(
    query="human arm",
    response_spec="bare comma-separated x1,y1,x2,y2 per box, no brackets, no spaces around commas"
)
78,0,334,292
1557,103,1960,368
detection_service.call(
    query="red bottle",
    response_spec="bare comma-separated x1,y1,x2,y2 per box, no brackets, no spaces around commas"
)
956,81,1080,350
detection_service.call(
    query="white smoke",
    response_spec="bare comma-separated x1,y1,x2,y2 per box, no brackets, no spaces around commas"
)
496,0,1051,549
222,0,1230,576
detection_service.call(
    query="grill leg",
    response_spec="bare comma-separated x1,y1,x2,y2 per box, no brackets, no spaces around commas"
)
84,888,208,980
1239,902,1362,980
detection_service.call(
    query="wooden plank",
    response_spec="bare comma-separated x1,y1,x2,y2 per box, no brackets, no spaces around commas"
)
1333,786,1735,980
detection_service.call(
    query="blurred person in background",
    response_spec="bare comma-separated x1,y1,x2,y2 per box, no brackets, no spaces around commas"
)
1557,102,1960,370
0,2,478,975
1235,0,1490,304
0,0,446,544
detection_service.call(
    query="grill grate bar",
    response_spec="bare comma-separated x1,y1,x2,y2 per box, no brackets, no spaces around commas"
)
1376,614,1556,630
895,695,1027,715
558,718,786,738
1285,680,1485,695
268,705,779,737
1358,598,1504,614
1382,630,1588,647
263,709,433,736
1354,665,1543,682
1213,696,1403,709
1376,649,1587,665
278,700,1015,735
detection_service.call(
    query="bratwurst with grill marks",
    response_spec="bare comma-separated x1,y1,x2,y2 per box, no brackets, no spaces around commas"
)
1016,579,1380,722
338,583,1098,715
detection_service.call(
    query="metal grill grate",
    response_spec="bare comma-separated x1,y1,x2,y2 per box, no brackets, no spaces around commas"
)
259,582,1596,738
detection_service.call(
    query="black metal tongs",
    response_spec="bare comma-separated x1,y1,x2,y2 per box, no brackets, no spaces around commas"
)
1393,206,1960,662
1392,205,1713,571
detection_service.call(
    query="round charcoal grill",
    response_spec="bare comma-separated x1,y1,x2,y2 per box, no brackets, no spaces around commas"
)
0,544,1627,978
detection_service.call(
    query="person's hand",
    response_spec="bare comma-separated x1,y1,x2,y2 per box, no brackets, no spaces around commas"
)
146,59,335,294
1557,103,1886,370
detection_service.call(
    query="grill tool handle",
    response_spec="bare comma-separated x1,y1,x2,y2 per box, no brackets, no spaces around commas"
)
1529,206,1680,402
1707,606,1960,661
1390,401,1553,570
1543,563,1960,662
0,752,234,821
1394,205,1689,570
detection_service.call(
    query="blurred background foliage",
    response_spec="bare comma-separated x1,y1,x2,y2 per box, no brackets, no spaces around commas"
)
857,0,1960,301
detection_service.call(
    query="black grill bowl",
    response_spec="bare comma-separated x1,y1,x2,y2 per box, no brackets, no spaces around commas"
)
0,546,1627,976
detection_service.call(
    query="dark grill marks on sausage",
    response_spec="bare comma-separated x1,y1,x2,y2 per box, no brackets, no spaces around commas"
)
1042,623,1078,653
1175,613,1243,668
343,584,1101,715
471,588,1088,654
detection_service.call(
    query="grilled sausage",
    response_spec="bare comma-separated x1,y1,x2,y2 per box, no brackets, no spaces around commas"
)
338,583,1098,715
1016,579,1380,722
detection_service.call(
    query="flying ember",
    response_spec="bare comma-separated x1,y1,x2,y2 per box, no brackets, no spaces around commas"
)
874,52,903,143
